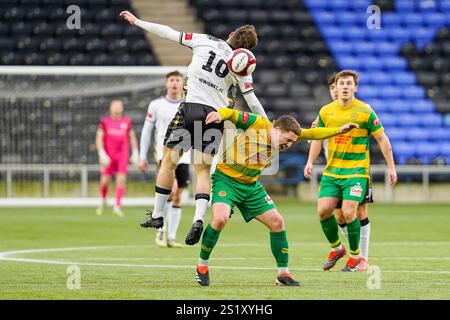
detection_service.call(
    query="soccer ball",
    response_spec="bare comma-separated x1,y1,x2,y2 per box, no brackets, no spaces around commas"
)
226,48,256,77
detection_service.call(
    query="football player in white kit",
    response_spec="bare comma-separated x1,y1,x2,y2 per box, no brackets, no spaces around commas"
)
120,10,268,245
139,71,190,248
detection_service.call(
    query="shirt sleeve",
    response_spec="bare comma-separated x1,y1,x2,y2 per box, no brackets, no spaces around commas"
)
135,19,180,43
297,127,340,141
367,110,384,136
98,118,105,130
235,74,254,95
218,108,263,131
179,32,207,48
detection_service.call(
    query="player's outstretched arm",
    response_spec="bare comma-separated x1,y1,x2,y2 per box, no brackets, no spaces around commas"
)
120,11,180,43
373,132,397,186
298,123,359,141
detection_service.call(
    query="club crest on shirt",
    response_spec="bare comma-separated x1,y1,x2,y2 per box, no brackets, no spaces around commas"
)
374,118,380,126
218,191,227,197
265,195,273,204
351,112,359,120
120,123,128,130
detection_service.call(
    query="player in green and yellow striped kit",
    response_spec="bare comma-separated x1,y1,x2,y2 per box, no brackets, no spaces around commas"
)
194,107,359,286
315,70,397,272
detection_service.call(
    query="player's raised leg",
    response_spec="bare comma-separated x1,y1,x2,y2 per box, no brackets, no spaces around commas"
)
140,146,180,228
255,209,300,286
185,151,214,245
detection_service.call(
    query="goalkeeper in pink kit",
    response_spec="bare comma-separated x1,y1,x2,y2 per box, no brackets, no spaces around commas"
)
96,100,139,217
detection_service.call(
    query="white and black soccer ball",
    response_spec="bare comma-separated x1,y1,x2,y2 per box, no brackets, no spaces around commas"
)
226,48,256,77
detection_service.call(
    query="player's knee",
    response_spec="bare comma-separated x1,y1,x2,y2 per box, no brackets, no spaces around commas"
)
212,213,228,229
357,205,368,220
317,207,332,221
270,214,284,231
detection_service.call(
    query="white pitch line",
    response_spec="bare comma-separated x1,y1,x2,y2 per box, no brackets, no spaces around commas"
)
0,246,449,275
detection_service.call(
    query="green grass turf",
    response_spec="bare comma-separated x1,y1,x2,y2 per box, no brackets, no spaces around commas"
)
0,200,449,300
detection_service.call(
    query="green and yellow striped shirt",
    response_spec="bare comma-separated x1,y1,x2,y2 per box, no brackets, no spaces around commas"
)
317,98,383,179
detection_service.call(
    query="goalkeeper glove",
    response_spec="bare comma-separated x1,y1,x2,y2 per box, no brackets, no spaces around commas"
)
98,149,111,167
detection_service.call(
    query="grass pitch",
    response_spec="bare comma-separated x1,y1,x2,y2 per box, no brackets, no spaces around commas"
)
0,200,449,300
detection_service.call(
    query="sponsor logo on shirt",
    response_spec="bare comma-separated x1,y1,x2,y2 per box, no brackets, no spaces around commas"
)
374,118,380,126
244,82,253,90
146,113,153,119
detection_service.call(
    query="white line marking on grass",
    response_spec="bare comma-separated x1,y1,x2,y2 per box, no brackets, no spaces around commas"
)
1,246,449,275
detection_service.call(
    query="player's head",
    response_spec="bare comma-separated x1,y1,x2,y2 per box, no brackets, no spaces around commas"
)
271,115,301,150
165,70,183,97
335,70,359,102
109,99,123,118
328,72,338,101
227,25,258,50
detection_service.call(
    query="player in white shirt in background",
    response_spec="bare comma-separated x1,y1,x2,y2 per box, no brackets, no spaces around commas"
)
121,10,268,246
139,71,190,248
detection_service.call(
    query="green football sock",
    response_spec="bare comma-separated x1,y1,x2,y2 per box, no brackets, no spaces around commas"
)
270,230,289,268
320,215,341,248
347,218,361,256
199,224,221,261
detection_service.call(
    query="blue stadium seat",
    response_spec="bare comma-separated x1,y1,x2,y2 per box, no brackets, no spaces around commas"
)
353,41,375,55
338,55,361,69
407,127,431,141
330,41,351,54
380,85,402,99
416,143,440,164
418,0,438,12
387,99,410,113
423,13,445,27
395,0,415,12
315,11,335,25
419,113,442,127
383,56,408,70
401,13,423,27
441,143,450,156
320,26,342,39
358,85,378,99
375,41,399,56
398,113,421,127
386,127,408,142
402,86,426,99
359,56,382,70
392,72,416,85
430,128,450,141
382,13,401,27
392,141,415,164
413,100,435,113
368,71,390,84
378,113,396,127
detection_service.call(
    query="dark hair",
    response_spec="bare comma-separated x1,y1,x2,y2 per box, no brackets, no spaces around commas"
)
328,72,338,87
165,70,183,79
273,115,301,136
228,25,258,50
335,70,359,86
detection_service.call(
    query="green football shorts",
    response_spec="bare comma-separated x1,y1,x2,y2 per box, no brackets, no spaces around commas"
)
211,170,276,222
318,175,368,203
